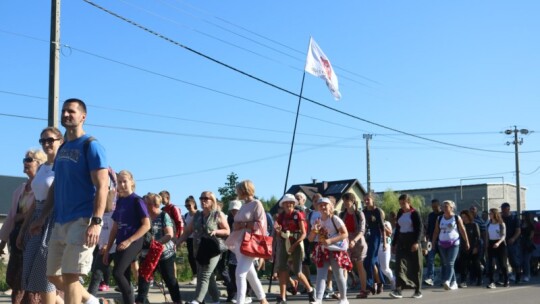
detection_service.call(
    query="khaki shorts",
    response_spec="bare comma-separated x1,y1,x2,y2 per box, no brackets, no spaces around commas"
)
47,217,96,276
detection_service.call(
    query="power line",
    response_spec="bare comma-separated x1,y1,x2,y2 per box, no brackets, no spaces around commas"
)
80,0,517,155
372,171,516,184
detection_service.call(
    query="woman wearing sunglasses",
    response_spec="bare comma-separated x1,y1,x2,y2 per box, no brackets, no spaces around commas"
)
0,147,46,303
176,191,230,304
16,127,65,304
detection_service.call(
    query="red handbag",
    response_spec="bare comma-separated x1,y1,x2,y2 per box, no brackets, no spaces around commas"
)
139,240,164,282
240,230,273,260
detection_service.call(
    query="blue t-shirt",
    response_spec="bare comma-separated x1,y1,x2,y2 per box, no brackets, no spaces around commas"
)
53,134,108,224
112,193,149,244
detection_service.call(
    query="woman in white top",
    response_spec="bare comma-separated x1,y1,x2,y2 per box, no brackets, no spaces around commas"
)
485,208,509,288
18,127,64,303
225,180,269,304
431,200,469,291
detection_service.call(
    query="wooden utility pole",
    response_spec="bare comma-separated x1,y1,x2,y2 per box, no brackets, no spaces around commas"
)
48,0,60,127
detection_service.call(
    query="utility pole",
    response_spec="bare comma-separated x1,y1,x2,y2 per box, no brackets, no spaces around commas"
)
48,0,61,127
363,134,373,193
505,126,531,215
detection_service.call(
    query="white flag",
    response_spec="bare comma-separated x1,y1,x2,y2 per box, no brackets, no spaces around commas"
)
304,37,341,100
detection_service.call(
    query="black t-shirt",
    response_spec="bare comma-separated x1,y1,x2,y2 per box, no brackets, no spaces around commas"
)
502,213,520,240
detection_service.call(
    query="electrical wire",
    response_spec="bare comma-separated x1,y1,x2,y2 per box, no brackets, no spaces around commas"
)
80,0,517,154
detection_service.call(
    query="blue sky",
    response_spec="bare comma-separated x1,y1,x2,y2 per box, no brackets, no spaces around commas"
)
1,1,540,214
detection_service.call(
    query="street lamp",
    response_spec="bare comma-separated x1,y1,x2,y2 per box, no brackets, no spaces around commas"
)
505,126,531,215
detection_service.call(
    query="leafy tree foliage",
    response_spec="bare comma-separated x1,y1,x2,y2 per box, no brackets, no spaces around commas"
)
218,172,239,212
378,189,428,220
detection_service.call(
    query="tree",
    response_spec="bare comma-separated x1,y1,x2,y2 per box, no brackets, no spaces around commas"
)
378,189,428,220
218,172,239,212
260,195,279,212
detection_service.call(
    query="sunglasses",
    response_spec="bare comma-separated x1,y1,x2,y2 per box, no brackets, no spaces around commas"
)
199,197,211,201
39,137,61,145
23,157,36,163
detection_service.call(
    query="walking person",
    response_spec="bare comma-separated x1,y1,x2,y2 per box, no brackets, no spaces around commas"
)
18,127,64,304
135,193,182,304
338,193,368,299
456,210,481,288
500,202,521,283
431,200,469,291
390,194,423,299
30,97,110,304
485,208,509,289
0,149,46,303
362,194,385,295
273,194,316,304
87,180,117,296
308,197,352,304
520,211,535,282
377,209,396,290
225,180,269,304
104,170,151,304
424,199,443,286
177,191,230,304
184,195,199,285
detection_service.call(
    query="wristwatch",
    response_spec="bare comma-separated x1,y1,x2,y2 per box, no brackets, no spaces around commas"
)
90,216,103,226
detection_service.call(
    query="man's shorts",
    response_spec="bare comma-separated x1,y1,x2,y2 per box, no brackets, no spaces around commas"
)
47,217,96,276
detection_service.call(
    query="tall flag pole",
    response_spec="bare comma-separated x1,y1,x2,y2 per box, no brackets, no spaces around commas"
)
283,37,341,194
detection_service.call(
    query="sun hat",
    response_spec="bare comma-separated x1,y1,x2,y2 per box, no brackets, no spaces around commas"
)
278,193,299,207
229,200,242,211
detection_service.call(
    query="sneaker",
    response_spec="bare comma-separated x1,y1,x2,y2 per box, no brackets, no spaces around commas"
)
449,282,458,290
276,297,286,304
486,283,496,289
189,278,197,285
244,297,252,304
376,283,383,294
443,281,450,291
412,291,422,299
98,282,110,291
458,282,467,288
323,289,333,299
503,281,510,288
424,278,434,286
389,289,403,299
308,289,316,304
84,296,100,304
287,279,299,295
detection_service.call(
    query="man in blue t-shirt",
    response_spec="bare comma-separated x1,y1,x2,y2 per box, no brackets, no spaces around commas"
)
31,98,109,304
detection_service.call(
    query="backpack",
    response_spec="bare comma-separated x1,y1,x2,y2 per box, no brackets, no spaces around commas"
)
59,136,117,195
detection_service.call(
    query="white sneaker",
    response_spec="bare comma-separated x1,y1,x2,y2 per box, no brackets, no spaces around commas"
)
244,297,252,304
424,278,434,286
443,281,450,290
84,296,100,304
189,278,197,285
449,282,458,290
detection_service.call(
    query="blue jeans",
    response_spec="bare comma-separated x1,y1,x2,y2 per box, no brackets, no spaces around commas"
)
439,244,459,284
364,231,382,288
425,243,438,281
506,241,522,277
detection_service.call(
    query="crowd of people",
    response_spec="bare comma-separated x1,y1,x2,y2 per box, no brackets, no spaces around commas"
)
1,97,540,304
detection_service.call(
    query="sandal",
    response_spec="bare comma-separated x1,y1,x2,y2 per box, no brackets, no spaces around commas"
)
356,290,369,299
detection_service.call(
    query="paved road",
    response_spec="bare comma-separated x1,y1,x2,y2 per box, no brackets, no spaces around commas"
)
0,277,538,303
